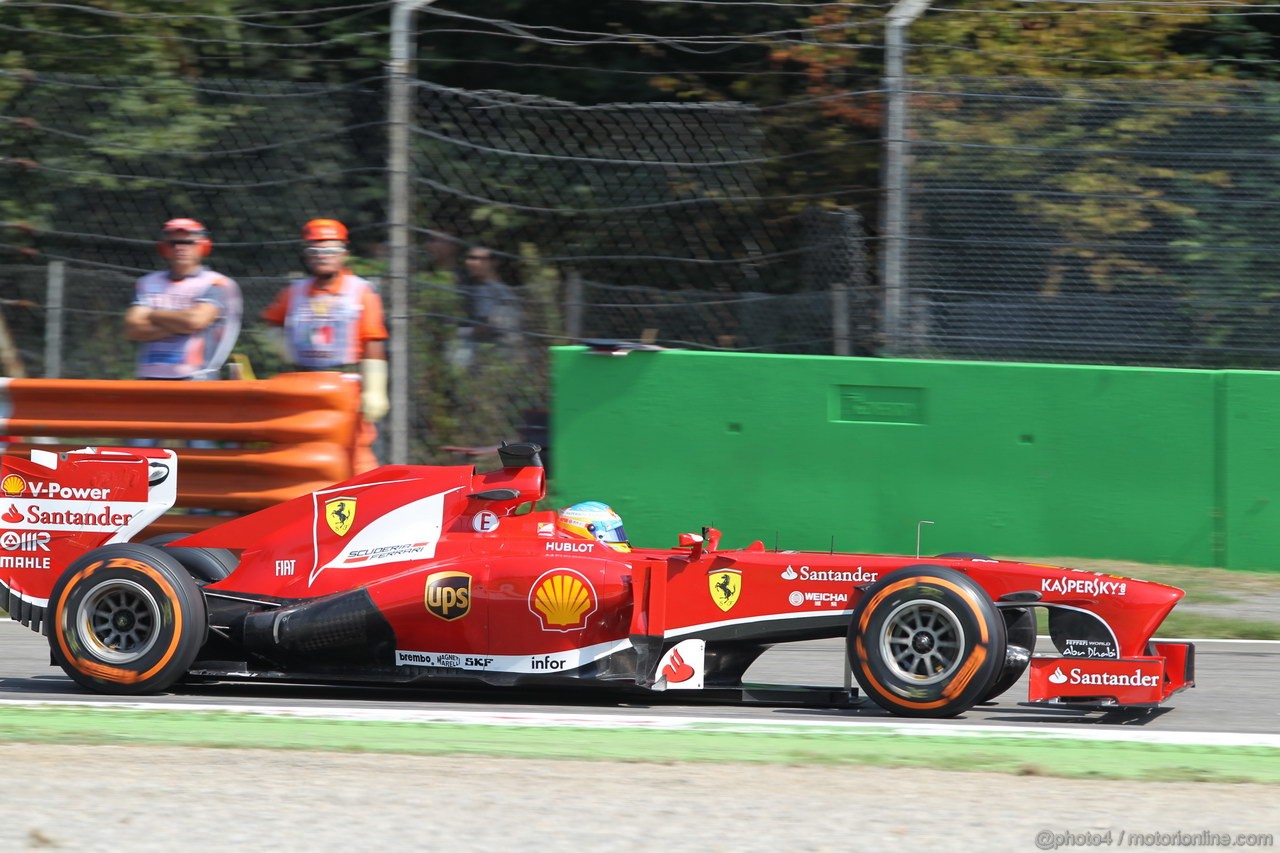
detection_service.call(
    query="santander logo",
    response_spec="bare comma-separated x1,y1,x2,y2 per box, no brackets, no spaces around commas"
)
1047,665,1158,688
2,505,22,524
661,648,696,684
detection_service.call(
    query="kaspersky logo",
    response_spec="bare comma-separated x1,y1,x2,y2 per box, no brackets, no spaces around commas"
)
1041,576,1127,597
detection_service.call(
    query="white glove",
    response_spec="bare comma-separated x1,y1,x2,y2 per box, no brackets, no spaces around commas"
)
360,358,389,423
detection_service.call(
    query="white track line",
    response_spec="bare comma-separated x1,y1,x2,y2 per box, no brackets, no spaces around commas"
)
1,698,1278,749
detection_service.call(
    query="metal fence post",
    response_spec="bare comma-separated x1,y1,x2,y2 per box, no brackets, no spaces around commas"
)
45,261,64,378
881,0,931,356
0,305,22,378
832,278,850,356
388,0,436,464
565,271,584,341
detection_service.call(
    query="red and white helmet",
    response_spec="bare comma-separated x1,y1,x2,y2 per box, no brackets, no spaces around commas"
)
157,218,212,258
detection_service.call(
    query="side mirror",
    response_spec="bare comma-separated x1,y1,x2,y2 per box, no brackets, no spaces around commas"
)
148,461,171,486
678,532,704,561
498,442,544,469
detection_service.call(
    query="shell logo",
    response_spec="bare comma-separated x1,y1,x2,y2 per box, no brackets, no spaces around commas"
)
529,568,598,632
1,474,25,497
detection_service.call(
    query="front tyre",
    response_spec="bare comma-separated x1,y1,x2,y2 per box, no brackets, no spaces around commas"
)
980,607,1036,703
48,544,207,695
848,565,1006,718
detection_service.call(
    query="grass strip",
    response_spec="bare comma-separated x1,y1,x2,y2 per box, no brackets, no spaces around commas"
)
0,706,1276,784
1156,613,1280,640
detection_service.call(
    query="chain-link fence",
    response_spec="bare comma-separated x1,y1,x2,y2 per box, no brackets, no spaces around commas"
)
13,63,1280,464
894,76,1280,369
0,66,873,463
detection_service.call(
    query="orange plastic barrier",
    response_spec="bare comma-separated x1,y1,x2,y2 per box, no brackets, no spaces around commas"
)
0,372,372,537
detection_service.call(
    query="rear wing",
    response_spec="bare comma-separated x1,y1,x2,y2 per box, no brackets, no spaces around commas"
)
0,446,177,634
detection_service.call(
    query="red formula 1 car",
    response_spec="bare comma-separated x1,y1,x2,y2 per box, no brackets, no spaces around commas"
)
0,443,1194,717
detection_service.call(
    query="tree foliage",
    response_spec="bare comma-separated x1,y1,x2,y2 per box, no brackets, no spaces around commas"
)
6,1,1280,366
905,3,1280,307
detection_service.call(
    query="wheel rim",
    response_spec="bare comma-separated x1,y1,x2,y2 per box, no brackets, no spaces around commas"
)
75,579,161,664
879,598,965,684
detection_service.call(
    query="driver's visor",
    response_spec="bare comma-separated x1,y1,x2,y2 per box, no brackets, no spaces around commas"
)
595,524,627,544
587,522,629,551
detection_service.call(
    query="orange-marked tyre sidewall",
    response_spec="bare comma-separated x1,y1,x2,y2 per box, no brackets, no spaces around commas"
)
47,545,206,695
848,566,1006,718
981,606,1036,703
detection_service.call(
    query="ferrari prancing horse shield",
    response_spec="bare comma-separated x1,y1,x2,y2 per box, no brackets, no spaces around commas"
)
708,568,741,612
325,496,357,536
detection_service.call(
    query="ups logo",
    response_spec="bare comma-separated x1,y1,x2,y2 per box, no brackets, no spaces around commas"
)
425,571,472,621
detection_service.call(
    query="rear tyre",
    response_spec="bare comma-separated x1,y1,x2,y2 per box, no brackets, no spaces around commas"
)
142,533,190,547
48,544,207,695
142,532,236,584
848,565,1006,718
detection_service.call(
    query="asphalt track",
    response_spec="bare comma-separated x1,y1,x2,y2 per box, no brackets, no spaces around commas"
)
2,619,1277,734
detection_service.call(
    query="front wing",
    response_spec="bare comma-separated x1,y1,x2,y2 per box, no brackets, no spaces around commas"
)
1026,641,1195,708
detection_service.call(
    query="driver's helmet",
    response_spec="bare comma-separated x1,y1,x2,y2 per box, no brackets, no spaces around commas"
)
556,501,630,552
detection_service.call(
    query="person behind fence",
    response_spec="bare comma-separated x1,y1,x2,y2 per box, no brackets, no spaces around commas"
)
453,245,522,366
123,217,242,381
260,218,390,431
425,230,465,286
462,246,522,347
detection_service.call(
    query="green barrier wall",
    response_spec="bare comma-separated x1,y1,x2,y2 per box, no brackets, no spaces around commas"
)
1222,372,1280,570
551,349,1280,570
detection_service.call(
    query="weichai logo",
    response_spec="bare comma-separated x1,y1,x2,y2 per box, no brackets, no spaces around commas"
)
1,475,26,497
425,571,471,621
